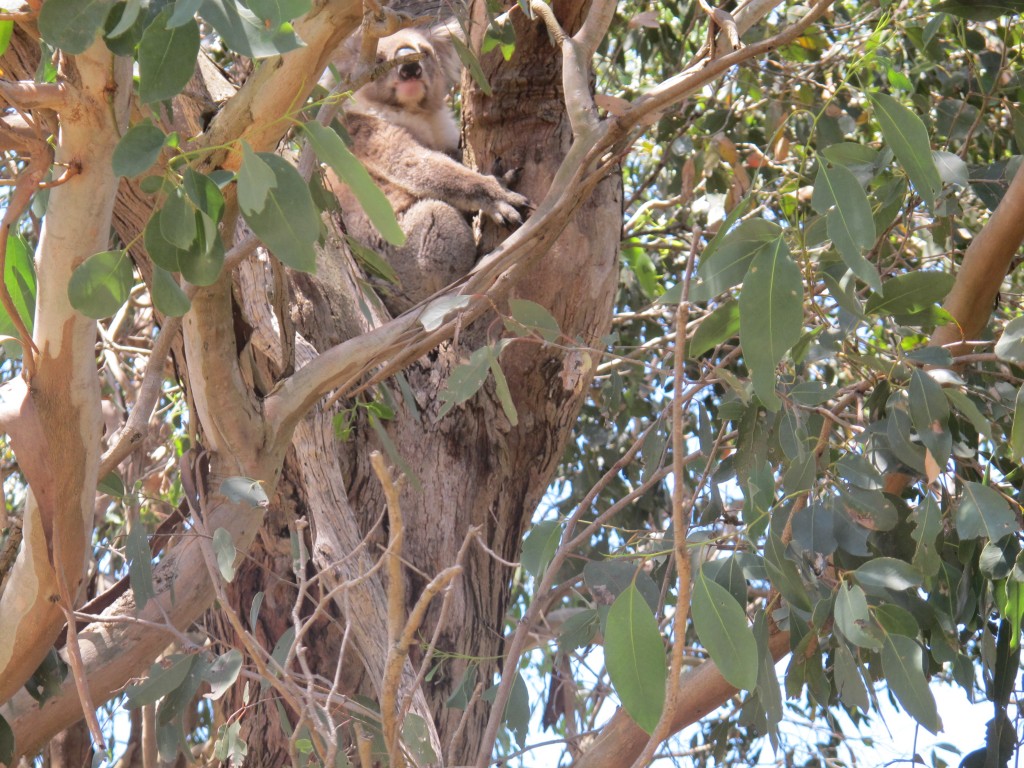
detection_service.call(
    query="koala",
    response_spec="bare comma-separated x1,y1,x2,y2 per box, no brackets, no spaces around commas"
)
328,28,530,315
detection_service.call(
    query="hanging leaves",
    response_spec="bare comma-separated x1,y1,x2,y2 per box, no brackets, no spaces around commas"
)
691,568,758,690
604,584,667,733
739,235,803,411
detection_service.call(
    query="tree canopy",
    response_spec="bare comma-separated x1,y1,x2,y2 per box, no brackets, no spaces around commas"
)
2,0,1024,766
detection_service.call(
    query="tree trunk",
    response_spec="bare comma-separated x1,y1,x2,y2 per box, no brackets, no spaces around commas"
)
262,0,621,761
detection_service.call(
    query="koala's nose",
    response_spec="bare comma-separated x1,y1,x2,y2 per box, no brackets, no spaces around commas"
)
395,46,423,80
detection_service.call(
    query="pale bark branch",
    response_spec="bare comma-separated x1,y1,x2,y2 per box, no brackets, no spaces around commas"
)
182,278,263,457
0,79,68,111
196,0,363,165
0,113,34,150
932,158,1024,355
573,0,617,59
0,37,121,705
571,629,791,768
4,486,267,756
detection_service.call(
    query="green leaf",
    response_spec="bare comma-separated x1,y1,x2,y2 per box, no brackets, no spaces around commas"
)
995,315,1024,363
200,0,303,58
113,123,166,177
125,655,194,708
167,0,202,27
812,161,880,291
177,211,224,286
833,642,869,712
98,470,126,497
932,150,969,187
139,10,200,104
160,189,197,249
1010,386,1024,461
791,502,836,556
752,611,783,742
907,368,951,468
238,142,277,216
559,609,600,650
504,673,530,748
520,520,561,580
864,271,954,318
739,235,803,411
445,665,478,709
145,214,190,274
584,559,660,612
881,634,941,733
248,0,311,26
68,250,133,319
698,219,781,295
127,521,155,610
241,153,320,272
0,20,13,57
945,388,992,440
874,604,919,637
834,582,881,649
690,300,739,358
151,266,191,316
301,121,405,246
956,482,1015,541
868,92,943,211
489,354,518,426
401,713,438,765
203,649,243,700
692,568,758,690
437,346,491,418
0,713,12,766
604,584,667,733
764,530,812,610
0,234,36,339
980,537,1019,580
853,557,923,592
506,298,560,342
183,168,225,223
38,0,115,54
910,496,942,578
213,527,236,582
624,246,663,298
451,35,493,96
932,0,1024,20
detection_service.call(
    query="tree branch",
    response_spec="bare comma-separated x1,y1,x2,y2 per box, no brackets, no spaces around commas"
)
196,0,363,166
932,158,1024,355
98,316,182,477
0,37,122,705
0,79,68,111
571,629,791,768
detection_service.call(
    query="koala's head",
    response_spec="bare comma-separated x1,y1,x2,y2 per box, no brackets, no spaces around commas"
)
358,29,459,115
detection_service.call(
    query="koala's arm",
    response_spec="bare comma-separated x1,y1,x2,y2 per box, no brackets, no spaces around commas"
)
351,116,530,225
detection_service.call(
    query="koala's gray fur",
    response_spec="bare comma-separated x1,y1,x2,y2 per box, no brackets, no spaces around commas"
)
328,28,529,315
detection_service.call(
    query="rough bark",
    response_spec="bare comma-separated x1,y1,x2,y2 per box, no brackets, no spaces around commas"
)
215,0,620,762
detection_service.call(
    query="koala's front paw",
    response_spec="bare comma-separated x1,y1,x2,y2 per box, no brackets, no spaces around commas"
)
486,189,531,226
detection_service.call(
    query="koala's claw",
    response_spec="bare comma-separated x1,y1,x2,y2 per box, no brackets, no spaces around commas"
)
500,167,523,187
487,191,531,226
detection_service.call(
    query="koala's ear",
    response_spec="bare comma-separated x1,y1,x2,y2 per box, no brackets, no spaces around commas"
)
322,32,363,89
428,20,465,85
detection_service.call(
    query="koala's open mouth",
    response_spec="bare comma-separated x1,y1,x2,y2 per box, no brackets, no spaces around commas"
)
393,46,427,104
396,46,424,81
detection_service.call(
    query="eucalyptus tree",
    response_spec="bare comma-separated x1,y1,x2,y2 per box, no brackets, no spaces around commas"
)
0,1,1022,767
